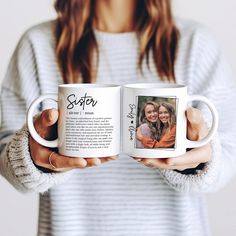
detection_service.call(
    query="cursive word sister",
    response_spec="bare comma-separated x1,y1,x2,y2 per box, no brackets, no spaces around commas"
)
67,93,98,110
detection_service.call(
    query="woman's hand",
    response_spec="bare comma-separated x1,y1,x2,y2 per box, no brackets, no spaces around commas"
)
133,107,212,171
29,109,117,172
136,127,143,141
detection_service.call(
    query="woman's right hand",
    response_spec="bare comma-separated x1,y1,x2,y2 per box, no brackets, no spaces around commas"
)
29,109,118,172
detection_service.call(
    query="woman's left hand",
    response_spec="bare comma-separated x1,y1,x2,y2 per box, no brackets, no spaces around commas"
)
133,107,212,171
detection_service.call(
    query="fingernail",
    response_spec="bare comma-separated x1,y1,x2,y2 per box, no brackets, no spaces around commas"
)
94,159,102,166
146,162,154,168
135,158,142,162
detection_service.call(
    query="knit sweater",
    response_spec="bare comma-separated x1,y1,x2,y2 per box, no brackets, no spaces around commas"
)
1,19,236,236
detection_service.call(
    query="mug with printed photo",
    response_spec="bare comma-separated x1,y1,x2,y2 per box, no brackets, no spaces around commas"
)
122,83,218,158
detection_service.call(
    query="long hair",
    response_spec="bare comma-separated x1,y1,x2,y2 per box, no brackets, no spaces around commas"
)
55,0,179,83
157,102,176,139
140,101,159,140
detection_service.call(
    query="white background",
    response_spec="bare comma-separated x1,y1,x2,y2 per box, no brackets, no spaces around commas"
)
0,0,236,235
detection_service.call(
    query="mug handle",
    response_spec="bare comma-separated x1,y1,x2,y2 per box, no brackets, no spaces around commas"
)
27,94,58,148
186,95,219,148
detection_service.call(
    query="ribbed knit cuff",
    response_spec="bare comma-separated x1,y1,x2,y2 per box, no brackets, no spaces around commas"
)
0,125,74,193
158,133,221,193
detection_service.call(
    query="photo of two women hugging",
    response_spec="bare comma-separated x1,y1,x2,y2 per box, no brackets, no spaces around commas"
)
136,97,176,149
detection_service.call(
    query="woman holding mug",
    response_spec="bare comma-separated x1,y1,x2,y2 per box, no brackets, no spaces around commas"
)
137,102,176,148
1,0,236,235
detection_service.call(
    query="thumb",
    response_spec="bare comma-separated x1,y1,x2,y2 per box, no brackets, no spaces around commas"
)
186,107,207,141
186,107,203,129
34,109,59,139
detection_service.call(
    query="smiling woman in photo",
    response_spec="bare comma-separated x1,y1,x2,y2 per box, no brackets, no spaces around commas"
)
136,101,159,148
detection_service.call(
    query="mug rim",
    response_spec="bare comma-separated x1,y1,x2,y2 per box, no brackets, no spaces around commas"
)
59,83,120,88
124,83,186,89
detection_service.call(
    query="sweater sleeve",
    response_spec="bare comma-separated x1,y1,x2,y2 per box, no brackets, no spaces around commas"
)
158,26,236,193
0,31,73,193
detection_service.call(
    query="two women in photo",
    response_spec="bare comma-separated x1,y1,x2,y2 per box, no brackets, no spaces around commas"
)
136,101,176,149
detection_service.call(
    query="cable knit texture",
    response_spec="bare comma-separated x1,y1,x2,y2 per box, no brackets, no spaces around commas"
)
1,19,236,236
0,125,73,192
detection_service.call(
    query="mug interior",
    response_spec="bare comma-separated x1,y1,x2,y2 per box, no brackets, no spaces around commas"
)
59,84,120,88
124,83,186,89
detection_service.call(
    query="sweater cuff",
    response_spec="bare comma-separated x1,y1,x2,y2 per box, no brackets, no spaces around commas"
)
0,125,74,193
158,133,221,193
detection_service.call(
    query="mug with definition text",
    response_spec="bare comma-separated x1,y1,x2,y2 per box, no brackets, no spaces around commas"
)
27,84,121,158
122,83,218,158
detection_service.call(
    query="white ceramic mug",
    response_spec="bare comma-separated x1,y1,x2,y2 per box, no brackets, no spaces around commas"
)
122,83,218,158
27,84,121,158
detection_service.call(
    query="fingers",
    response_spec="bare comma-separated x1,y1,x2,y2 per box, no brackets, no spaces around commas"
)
31,140,118,172
133,156,201,171
186,107,208,141
34,109,59,139
79,156,118,167
186,107,203,128
166,144,211,166
132,144,211,171
32,147,87,171
36,109,58,129
99,156,118,163
86,158,102,167
83,157,117,167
